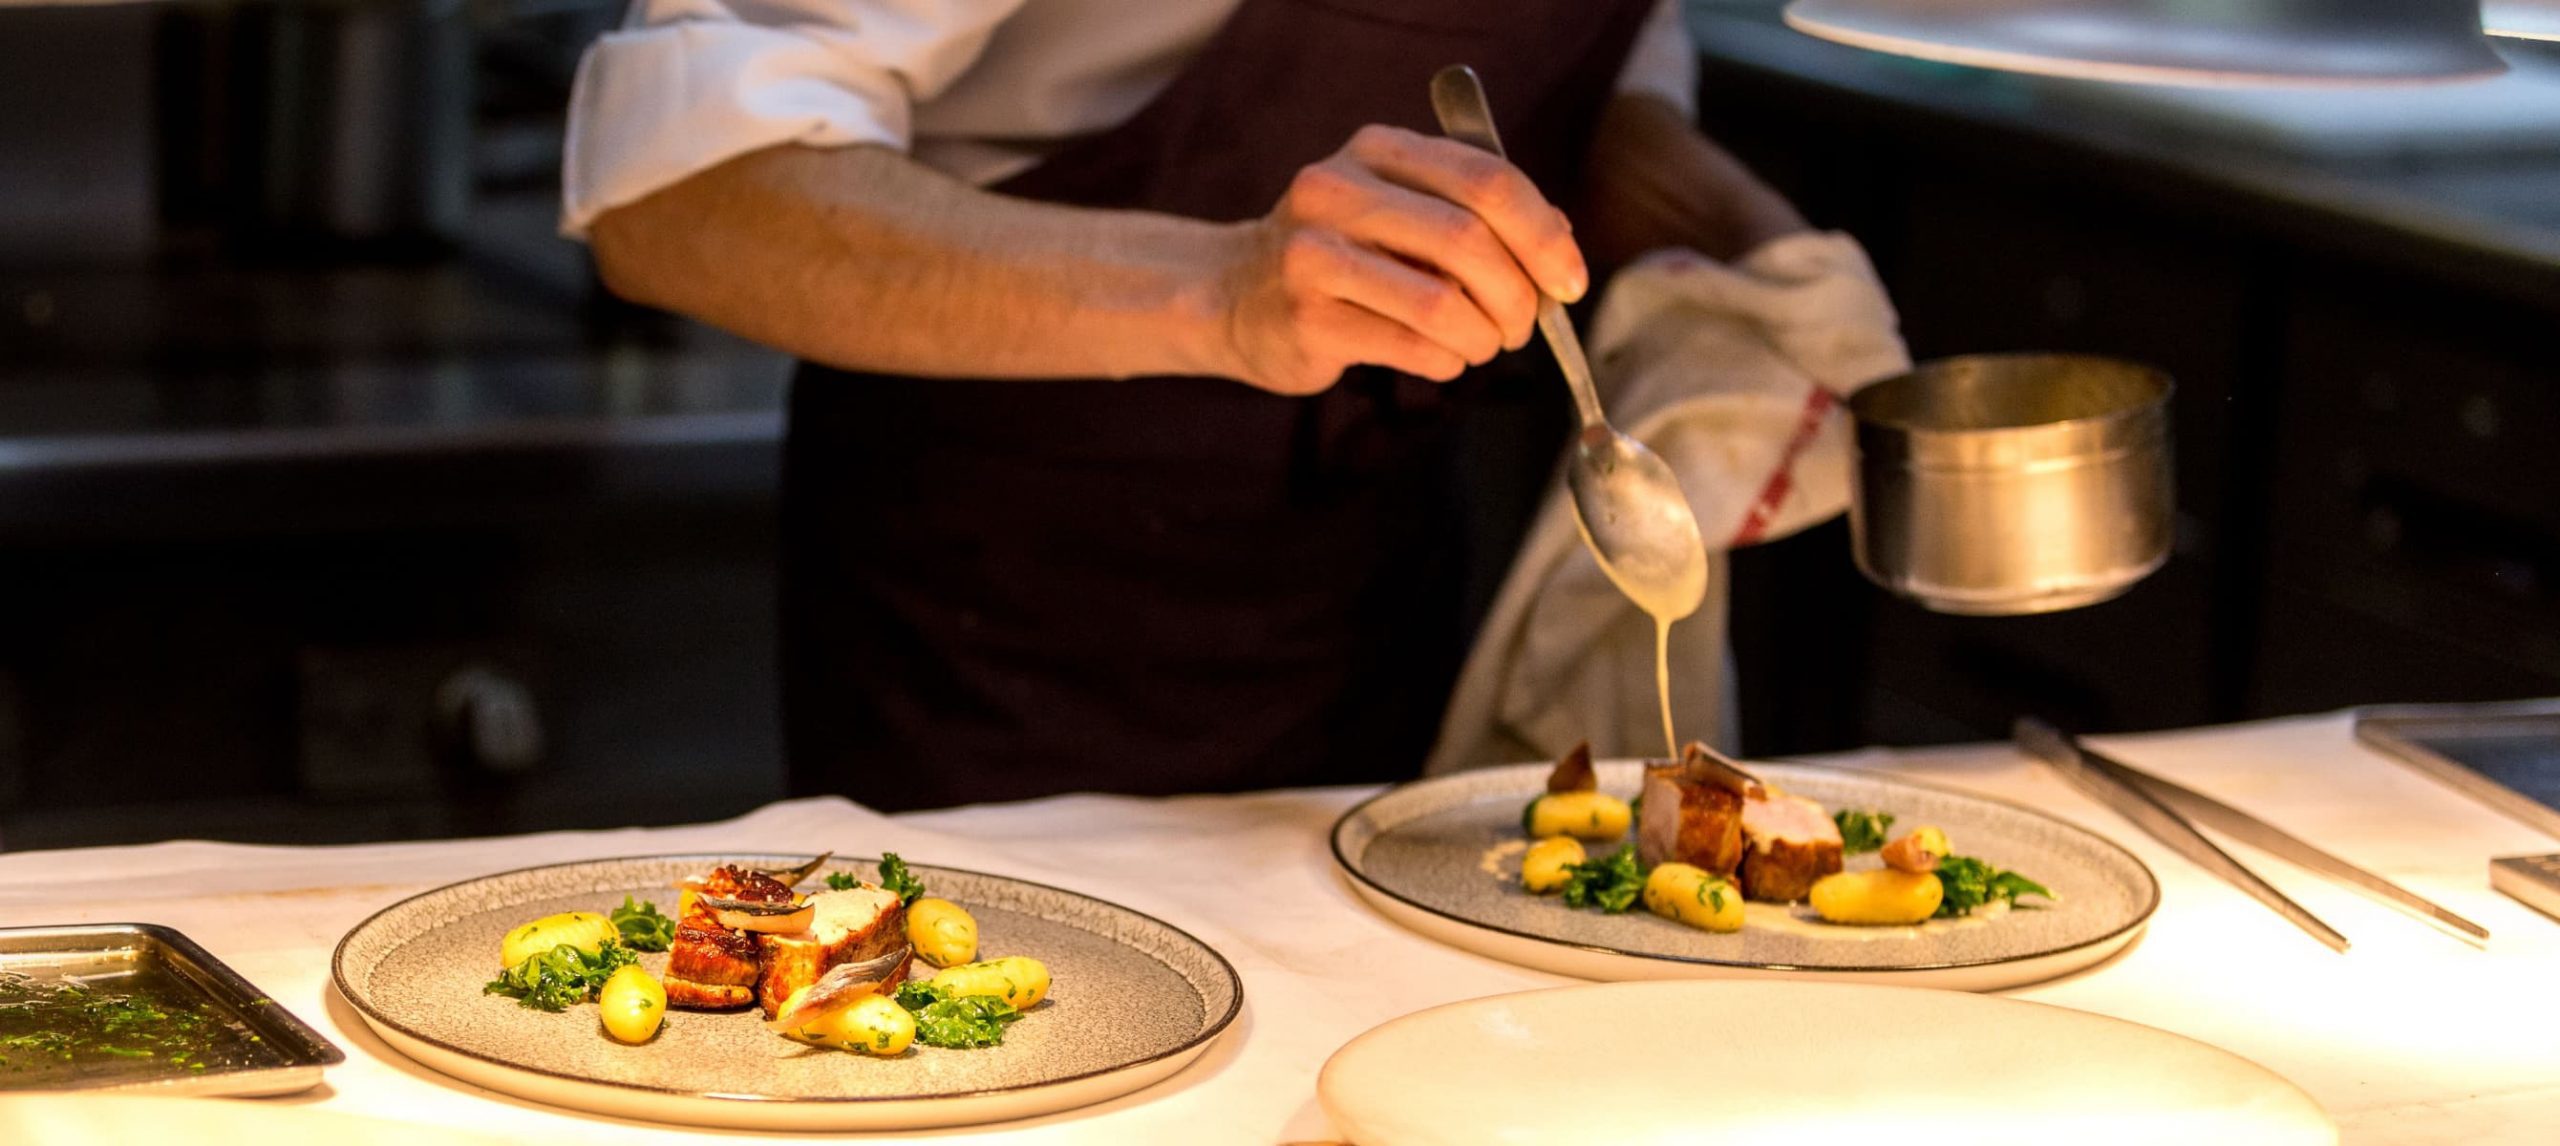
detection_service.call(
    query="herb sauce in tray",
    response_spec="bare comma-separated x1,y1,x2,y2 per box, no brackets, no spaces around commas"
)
0,924,341,1095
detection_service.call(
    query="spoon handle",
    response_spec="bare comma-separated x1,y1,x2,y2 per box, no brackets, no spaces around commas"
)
1429,65,1609,431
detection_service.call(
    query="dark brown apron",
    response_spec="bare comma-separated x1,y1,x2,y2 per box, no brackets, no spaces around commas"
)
783,0,1656,809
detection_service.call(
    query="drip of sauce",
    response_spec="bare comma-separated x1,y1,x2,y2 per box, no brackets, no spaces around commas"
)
1653,615,1676,758
1590,544,1705,759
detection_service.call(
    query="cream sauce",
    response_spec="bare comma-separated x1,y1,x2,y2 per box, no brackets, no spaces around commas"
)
1478,839,1530,879
1745,897,2011,942
1652,614,1676,758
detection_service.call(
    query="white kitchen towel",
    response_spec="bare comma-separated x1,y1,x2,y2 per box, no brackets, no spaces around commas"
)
1426,230,1910,774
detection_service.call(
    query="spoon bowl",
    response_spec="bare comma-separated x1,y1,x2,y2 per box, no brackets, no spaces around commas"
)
1569,425,1708,621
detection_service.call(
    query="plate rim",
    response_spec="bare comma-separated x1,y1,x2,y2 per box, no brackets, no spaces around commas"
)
1329,760,2161,977
330,852,1244,1112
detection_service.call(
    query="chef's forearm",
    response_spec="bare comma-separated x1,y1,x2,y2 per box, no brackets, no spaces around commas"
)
1574,94,1809,270
588,145,1245,380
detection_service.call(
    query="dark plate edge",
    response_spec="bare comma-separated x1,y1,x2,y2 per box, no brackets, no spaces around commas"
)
1327,761,2163,976
328,854,1245,1108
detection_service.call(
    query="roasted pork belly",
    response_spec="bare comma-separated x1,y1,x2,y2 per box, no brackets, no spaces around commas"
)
1636,742,1764,876
754,885,910,1018
665,864,797,1011
1737,789,1844,902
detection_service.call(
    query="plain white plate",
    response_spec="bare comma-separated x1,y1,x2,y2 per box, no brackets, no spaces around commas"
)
1319,980,2335,1146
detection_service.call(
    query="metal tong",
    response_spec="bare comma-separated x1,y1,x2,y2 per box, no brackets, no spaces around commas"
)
2015,717,2488,952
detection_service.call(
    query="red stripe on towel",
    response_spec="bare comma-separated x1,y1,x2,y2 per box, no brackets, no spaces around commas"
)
1730,387,1837,547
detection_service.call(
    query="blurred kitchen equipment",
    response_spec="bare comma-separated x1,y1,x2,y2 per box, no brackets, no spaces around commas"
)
2021,717,2488,945
1428,65,1708,626
1849,352,2172,616
2357,699,2560,839
2489,0,2560,41
2490,854,2560,923
242,0,474,245
1783,0,2509,86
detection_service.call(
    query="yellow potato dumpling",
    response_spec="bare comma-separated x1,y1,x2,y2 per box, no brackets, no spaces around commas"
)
1524,790,1633,841
1642,863,1744,933
499,911,619,969
931,956,1050,1010
907,897,979,968
1521,836,1586,894
781,990,916,1056
1809,869,1945,925
596,964,666,1044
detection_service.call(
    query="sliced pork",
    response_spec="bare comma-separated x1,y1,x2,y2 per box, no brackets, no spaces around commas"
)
1737,789,1844,902
1636,742,1764,875
754,885,911,1019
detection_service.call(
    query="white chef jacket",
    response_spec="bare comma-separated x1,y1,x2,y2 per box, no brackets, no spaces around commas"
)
562,0,1699,235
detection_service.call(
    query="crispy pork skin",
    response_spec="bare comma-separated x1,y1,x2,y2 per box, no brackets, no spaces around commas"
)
1737,790,1844,902
754,886,910,1018
665,864,785,1011
663,977,756,1010
1636,743,1764,875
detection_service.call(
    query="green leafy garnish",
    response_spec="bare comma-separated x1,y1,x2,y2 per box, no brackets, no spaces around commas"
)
878,853,927,905
1933,855,2055,918
610,896,674,952
891,980,1023,1048
484,942,638,1012
1834,809,1896,854
1559,843,1646,914
824,872,860,891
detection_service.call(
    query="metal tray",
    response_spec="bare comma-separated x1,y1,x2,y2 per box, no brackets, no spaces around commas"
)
0,923,342,1095
2357,699,2560,842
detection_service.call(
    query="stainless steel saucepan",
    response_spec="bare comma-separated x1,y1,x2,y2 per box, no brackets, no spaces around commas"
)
1848,353,2173,616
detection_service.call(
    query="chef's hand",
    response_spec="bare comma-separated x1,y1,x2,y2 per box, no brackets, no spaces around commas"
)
1211,125,1588,396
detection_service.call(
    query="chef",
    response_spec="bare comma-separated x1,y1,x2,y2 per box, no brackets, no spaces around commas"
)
565,0,1820,809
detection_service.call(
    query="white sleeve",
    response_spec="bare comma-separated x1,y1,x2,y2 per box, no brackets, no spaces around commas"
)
1610,0,1699,120
561,0,1033,237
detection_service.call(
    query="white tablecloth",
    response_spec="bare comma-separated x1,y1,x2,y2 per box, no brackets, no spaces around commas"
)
4,710,2558,1143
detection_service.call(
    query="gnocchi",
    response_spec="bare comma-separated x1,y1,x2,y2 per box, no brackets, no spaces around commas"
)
907,897,980,968
930,956,1050,1010
1809,869,1944,925
1521,836,1586,894
1523,790,1633,841
1641,863,1744,933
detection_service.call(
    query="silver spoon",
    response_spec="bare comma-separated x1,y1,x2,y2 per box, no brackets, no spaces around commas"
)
1429,65,1708,623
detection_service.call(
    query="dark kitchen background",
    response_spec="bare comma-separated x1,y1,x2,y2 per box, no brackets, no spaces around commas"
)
2,0,2556,849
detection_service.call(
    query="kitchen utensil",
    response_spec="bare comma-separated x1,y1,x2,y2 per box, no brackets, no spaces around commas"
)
1319,981,2336,1146
335,854,1240,1131
2029,718,2487,940
2017,718,2356,952
1429,64,1709,625
2355,699,2560,840
1332,758,2157,990
2490,854,2560,922
0,923,343,1095
1849,352,2172,615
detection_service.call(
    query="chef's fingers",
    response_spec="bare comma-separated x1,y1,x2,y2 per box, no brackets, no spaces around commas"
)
1296,165,1540,351
1343,125,1587,304
1278,228,1504,369
1309,298,1469,383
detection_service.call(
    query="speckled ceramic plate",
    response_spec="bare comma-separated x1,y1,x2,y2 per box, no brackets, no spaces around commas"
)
333,855,1241,1131
1333,762,2158,991
1319,981,2334,1145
